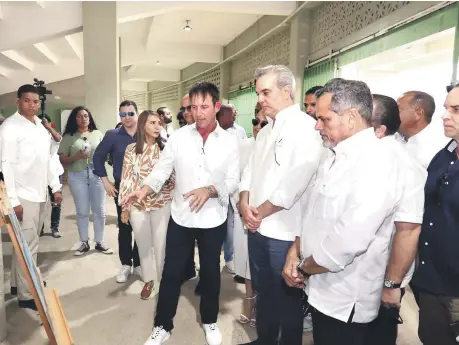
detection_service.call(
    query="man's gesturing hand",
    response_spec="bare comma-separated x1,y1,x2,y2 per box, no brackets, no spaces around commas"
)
183,187,210,213
120,186,152,211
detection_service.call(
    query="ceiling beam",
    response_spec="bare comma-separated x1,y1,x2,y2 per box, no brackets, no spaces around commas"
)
144,17,155,50
123,66,181,82
1,50,34,71
118,1,295,23
0,64,11,77
65,35,82,60
0,1,82,51
122,42,221,67
33,43,59,65
36,1,46,9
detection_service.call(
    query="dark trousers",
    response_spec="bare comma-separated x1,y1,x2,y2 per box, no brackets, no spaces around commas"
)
154,218,226,331
312,307,369,345
114,180,140,267
248,231,303,345
418,291,459,345
365,289,405,345
48,182,61,230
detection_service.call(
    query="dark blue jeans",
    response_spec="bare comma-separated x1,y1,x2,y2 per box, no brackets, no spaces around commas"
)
248,231,303,345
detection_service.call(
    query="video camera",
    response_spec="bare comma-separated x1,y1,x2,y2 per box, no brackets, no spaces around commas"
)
33,78,52,119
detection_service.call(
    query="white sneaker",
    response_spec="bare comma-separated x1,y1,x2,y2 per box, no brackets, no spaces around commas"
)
203,323,222,345
144,326,170,345
303,314,313,332
116,265,131,283
225,260,235,274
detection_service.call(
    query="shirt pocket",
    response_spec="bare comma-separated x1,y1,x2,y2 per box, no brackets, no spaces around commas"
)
313,184,340,220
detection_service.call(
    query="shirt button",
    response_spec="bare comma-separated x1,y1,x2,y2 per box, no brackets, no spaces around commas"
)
451,161,455,165
421,261,425,265
425,242,428,246
429,222,433,226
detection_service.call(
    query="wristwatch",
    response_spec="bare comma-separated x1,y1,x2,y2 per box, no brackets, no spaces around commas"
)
297,257,311,278
206,186,213,196
383,279,401,289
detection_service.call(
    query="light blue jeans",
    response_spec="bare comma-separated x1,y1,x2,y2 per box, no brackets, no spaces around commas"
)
67,165,106,243
223,203,234,263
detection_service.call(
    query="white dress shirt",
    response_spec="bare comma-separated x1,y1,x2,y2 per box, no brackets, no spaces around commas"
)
240,104,324,241
233,123,247,140
160,123,175,140
0,112,62,207
381,135,427,288
144,122,240,229
301,128,403,323
397,123,450,169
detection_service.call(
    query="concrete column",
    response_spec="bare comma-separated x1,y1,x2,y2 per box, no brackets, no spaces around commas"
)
219,62,230,104
289,5,312,104
83,1,120,133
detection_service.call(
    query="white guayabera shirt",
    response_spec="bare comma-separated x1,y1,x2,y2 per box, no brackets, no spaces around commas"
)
301,128,404,323
240,104,324,242
144,122,240,229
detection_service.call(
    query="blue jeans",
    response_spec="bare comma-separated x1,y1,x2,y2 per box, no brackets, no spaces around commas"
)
223,204,234,262
67,166,106,243
248,231,303,345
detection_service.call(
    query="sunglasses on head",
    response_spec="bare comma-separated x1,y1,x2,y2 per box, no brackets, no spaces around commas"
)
252,118,268,128
119,111,136,118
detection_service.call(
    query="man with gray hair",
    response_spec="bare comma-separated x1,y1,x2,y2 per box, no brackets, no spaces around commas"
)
239,65,323,345
284,78,404,344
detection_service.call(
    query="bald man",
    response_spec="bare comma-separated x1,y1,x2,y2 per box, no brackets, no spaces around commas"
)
397,91,449,168
182,95,195,125
227,104,247,140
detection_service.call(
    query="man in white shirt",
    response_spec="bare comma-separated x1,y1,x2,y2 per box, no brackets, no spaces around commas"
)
284,78,403,345
239,65,323,345
182,95,195,126
397,91,450,168
157,107,175,139
0,84,62,310
121,82,239,345
216,104,240,273
228,104,248,139
365,94,426,345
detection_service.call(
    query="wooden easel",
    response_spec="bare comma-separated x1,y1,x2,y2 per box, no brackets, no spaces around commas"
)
0,181,74,345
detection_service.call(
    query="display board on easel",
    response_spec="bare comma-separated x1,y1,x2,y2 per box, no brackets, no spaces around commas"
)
0,178,74,345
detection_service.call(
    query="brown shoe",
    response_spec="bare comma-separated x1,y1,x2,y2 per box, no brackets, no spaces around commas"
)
140,281,154,300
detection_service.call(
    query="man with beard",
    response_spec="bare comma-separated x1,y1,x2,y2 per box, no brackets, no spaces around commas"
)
157,107,175,139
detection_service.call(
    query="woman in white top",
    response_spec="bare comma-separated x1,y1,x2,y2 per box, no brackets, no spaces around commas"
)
234,103,268,326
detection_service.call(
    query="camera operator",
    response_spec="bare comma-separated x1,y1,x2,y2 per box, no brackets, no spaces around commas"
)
0,84,62,310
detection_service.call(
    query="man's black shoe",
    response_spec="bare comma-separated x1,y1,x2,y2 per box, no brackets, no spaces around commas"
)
19,299,37,311
10,287,17,296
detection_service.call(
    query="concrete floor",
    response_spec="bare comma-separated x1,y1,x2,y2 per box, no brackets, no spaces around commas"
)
1,186,422,345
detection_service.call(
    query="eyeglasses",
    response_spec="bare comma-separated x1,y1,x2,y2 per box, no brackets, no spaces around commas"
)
119,111,136,117
252,118,268,128
447,82,459,92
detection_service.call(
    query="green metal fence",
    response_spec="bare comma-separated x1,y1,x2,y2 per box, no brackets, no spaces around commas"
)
228,86,258,137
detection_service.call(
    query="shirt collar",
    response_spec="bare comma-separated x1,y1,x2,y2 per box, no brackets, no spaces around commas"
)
333,127,377,159
446,139,457,153
191,121,222,138
13,112,40,126
274,104,301,124
405,124,433,144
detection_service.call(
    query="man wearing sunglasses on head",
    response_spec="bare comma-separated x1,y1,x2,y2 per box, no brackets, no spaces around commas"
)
182,94,195,126
93,100,141,284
